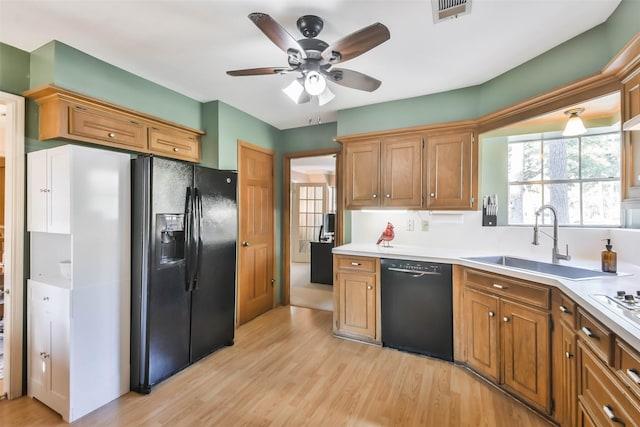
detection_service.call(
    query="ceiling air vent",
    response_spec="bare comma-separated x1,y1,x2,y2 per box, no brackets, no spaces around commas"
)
431,0,472,23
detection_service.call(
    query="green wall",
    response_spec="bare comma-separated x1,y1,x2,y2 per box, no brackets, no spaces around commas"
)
0,43,30,94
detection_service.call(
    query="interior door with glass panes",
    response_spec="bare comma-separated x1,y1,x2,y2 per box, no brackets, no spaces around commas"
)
291,183,327,263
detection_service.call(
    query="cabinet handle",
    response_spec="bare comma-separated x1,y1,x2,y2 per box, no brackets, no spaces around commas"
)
108,132,116,138
43,297,49,301
385,194,390,198
173,147,179,152
40,352,49,359
488,311,495,317
74,105,87,111
367,285,373,290
492,283,507,290
40,188,50,193
602,405,620,422
241,241,250,247
430,192,435,197
581,326,597,339
351,262,361,266
559,305,570,314
503,316,509,322
372,194,377,198
566,352,574,359
0,289,9,296
130,120,139,125
626,369,640,385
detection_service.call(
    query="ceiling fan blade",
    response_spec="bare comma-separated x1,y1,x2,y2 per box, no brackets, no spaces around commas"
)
227,67,291,76
322,22,390,64
324,68,382,92
249,13,307,60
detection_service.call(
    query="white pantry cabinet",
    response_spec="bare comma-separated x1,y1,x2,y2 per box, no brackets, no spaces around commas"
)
27,145,131,422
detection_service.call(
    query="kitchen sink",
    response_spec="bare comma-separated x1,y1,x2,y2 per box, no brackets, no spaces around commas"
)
464,255,617,280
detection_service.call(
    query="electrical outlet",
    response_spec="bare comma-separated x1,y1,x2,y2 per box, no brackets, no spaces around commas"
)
421,220,429,232
406,219,414,231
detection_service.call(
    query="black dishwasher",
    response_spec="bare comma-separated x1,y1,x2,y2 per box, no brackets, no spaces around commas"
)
380,259,453,362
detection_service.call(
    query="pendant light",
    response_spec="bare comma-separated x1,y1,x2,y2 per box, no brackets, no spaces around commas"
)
562,108,587,137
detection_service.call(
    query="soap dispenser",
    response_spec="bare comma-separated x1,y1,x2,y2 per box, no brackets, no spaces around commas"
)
601,238,617,273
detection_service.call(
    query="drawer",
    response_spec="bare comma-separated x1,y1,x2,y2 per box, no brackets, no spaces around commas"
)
67,101,147,150
577,307,614,366
28,279,69,316
614,338,640,401
578,341,640,427
335,255,377,273
464,268,550,309
149,125,200,162
553,291,577,328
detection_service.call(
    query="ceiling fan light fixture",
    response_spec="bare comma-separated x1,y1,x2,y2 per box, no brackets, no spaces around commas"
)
317,86,335,106
282,78,310,104
562,107,587,137
304,71,326,96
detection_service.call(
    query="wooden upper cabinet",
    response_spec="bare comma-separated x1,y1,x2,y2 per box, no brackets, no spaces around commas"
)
338,126,476,210
344,140,381,208
24,84,204,162
622,65,640,201
382,135,423,208
424,130,474,210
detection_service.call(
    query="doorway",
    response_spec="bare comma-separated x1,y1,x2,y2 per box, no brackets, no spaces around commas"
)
0,91,26,400
283,149,340,311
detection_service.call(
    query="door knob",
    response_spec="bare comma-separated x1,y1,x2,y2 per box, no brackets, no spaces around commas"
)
242,241,250,247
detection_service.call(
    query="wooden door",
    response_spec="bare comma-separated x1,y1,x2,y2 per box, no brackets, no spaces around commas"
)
336,271,376,340
344,140,380,209
425,131,473,209
464,287,499,382
501,300,551,412
382,135,422,207
237,142,275,325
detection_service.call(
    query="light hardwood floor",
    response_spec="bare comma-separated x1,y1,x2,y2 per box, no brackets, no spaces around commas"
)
0,306,553,426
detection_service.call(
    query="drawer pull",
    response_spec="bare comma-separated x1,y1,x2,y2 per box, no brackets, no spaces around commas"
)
351,262,361,266
108,132,116,138
492,283,507,290
130,120,139,125
430,192,435,197
559,305,570,313
503,316,509,322
602,405,621,422
367,285,373,290
488,311,495,317
74,105,87,111
581,326,598,339
627,369,640,385
385,194,390,198
173,147,179,152
372,194,377,198
565,352,574,359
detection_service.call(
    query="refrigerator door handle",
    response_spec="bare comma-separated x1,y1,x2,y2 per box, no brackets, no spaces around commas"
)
184,186,193,292
192,188,203,290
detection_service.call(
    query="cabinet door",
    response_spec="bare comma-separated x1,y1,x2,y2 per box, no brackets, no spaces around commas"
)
464,287,499,382
424,131,473,209
28,304,49,399
381,136,422,207
27,149,71,233
558,321,578,426
336,271,377,340
148,125,200,162
344,141,380,208
27,150,48,232
501,300,551,413
47,148,71,233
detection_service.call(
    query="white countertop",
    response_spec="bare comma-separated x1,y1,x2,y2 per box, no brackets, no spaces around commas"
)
333,243,640,351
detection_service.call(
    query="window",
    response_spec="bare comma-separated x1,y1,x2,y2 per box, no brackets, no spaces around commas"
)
507,130,621,226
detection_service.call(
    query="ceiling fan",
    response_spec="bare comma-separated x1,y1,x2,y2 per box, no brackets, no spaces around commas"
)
226,13,390,105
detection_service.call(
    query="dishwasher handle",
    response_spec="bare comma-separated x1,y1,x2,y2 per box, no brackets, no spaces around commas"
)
386,267,441,277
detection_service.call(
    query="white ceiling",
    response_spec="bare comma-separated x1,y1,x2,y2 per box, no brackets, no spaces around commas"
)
0,0,621,130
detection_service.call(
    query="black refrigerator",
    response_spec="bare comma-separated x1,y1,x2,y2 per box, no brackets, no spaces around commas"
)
130,155,237,394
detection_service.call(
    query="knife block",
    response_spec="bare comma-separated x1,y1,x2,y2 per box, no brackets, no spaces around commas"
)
482,206,497,226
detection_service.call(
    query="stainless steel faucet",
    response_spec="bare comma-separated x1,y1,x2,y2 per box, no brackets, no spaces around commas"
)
532,204,571,264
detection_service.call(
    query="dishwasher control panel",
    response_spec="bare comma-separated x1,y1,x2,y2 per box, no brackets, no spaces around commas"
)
382,259,444,274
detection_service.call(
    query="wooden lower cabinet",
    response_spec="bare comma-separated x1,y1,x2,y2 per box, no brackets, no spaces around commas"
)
333,255,380,343
556,320,578,426
577,402,598,427
463,268,551,414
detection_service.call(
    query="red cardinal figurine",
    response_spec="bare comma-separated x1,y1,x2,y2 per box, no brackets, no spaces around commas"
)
376,222,395,247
